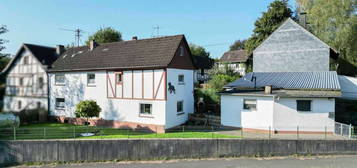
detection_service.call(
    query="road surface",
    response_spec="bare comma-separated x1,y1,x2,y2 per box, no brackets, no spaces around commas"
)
19,155,357,168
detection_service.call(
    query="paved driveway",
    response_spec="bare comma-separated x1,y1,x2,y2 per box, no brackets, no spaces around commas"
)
19,155,357,168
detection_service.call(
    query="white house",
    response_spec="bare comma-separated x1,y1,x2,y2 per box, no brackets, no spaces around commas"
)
220,18,342,133
218,50,249,76
221,72,340,133
48,35,195,132
2,44,60,112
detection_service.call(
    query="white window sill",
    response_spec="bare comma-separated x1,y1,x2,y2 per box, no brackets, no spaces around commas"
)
177,112,185,116
139,114,154,118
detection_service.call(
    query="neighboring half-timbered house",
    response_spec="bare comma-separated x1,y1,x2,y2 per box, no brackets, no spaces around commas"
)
2,44,60,112
48,35,195,132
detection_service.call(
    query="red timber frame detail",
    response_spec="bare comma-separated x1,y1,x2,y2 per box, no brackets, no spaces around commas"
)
106,69,167,101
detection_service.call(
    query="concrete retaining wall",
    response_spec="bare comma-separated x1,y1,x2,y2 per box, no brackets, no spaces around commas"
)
1,139,357,165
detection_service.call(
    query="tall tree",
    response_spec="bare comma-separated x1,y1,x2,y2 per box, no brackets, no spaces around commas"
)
245,0,293,53
297,0,357,74
0,25,9,57
229,39,246,51
86,27,122,45
189,43,210,57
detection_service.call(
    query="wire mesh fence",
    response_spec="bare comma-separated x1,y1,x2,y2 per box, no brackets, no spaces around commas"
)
0,124,355,141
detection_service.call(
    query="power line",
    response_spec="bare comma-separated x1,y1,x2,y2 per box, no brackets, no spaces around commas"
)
59,28,87,47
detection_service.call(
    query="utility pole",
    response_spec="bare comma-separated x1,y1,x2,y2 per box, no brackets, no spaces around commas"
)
59,28,86,47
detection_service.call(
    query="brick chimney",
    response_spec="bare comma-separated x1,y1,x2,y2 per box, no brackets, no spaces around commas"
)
89,40,98,51
132,36,138,40
56,45,65,55
265,85,272,94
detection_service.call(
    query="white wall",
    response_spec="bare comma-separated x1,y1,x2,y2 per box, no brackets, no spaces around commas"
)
3,96,47,112
221,95,274,129
165,68,194,129
49,71,166,126
273,98,335,132
221,94,335,132
50,68,194,128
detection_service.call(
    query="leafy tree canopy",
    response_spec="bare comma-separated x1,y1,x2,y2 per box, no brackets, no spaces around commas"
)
75,100,101,121
0,25,9,57
189,43,210,57
229,39,246,51
245,0,293,53
86,27,122,45
297,0,357,74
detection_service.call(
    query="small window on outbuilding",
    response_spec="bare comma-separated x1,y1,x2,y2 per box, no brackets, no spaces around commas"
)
87,73,96,85
243,99,257,110
296,100,311,112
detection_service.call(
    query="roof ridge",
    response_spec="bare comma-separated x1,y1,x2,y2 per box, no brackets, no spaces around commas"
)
23,43,55,49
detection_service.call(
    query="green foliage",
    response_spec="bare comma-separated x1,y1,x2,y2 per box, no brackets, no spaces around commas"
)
229,39,246,51
208,74,240,92
195,88,220,104
86,27,122,45
297,0,357,75
0,25,9,57
75,100,101,120
189,43,210,57
245,0,293,53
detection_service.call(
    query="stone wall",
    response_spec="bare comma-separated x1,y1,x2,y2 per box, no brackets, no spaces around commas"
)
1,139,357,166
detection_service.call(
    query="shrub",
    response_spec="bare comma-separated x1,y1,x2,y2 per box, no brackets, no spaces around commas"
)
195,88,220,105
208,74,240,91
75,100,101,123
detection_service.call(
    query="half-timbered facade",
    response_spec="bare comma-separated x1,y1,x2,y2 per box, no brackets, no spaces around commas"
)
48,35,195,132
2,44,58,112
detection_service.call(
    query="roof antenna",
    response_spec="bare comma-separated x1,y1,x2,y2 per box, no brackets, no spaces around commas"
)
59,28,86,47
250,72,257,90
152,25,160,37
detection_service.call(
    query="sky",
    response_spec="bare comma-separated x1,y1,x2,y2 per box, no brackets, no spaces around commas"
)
0,0,296,58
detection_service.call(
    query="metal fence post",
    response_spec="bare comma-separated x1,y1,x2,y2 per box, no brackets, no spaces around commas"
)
324,126,327,140
341,124,343,136
211,126,214,139
240,128,243,138
43,128,46,139
297,126,299,140
13,127,16,140
349,124,352,139
182,125,185,132
127,129,129,139
269,126,271,140
73,127,76,139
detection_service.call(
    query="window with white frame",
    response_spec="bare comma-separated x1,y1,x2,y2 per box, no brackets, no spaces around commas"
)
243,99,257,110
177,101,184,114
55,74,65,85
19,78,24,86
140,104,152,115
178,74,184,84
55,98,65,109
87,73,96,85
296,100,311,112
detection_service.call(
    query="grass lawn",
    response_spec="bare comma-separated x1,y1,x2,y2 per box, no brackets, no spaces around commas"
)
0,123,240,140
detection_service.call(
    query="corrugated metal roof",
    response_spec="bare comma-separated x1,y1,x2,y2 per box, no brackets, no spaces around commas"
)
226,71,340,90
